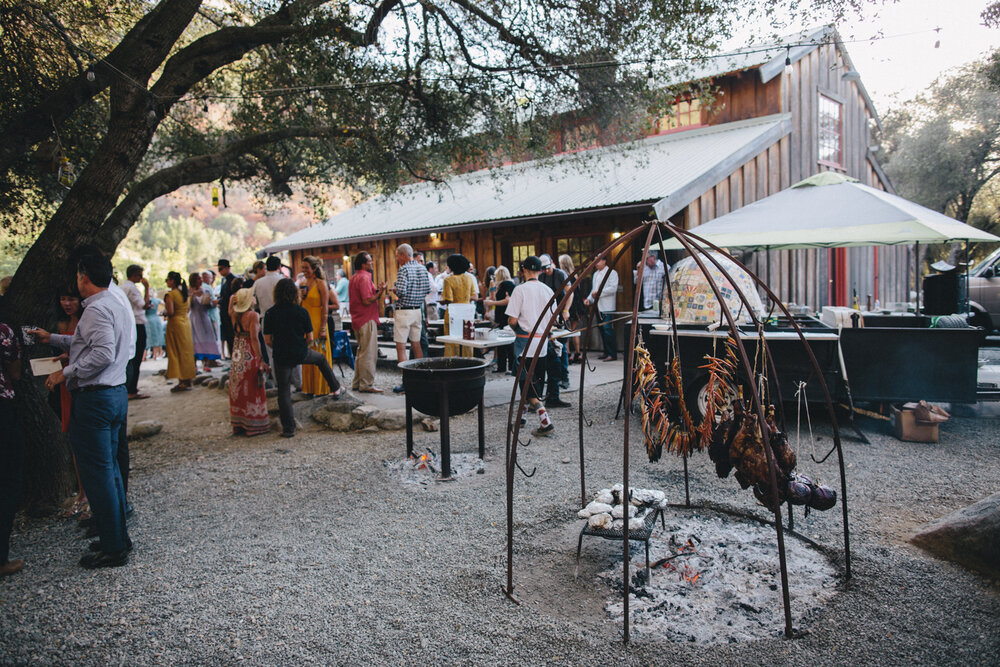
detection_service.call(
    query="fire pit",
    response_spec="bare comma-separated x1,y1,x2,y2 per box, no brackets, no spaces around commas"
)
399,357,489,480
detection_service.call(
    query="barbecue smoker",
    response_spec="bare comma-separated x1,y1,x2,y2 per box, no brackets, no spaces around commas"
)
502,220,851,643
399,357,488,480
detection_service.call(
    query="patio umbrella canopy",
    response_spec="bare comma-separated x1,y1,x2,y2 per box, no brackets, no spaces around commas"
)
656,172,1000,250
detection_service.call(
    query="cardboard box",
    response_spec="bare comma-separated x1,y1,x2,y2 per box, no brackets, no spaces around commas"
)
891,405,939,443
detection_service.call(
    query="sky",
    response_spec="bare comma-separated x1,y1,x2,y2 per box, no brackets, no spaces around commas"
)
794,0,998,111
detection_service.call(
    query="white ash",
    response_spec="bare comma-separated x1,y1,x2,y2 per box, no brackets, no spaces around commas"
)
382,452,485,486
599,509,838,644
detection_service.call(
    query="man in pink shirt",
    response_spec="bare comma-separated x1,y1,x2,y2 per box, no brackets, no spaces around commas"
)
348,252,387,392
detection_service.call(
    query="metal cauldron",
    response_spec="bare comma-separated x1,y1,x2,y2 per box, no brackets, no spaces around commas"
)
399,357,489,416
399,357,489,479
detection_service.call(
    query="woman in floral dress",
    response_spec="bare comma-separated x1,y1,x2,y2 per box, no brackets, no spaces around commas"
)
228,288,270,436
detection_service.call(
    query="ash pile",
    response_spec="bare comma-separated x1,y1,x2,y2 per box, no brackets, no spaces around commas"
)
597,509,838,644
383,449,485,486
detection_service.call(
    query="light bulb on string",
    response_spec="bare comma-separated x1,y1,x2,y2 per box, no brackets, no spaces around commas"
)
933,27,941,49
86,70,96,82
784,48,792,75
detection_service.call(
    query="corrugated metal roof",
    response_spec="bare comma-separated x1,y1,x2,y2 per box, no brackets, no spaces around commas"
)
265,113,791,254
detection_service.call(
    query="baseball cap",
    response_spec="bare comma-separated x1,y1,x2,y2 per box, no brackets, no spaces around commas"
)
217,258,231,268
538,254,553,268
520,255,543,271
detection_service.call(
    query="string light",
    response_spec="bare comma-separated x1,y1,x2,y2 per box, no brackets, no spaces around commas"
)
86,70,95,82
784,47,792,75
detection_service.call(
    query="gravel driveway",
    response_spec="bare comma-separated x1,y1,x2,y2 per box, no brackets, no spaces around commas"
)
1,376,998,665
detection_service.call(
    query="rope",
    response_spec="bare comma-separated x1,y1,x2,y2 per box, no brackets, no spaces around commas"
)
794,380,815,461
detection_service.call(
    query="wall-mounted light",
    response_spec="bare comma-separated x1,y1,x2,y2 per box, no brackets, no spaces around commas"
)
841,70,861,82
611,228,622,240
429,232,438,240
342,255,350,263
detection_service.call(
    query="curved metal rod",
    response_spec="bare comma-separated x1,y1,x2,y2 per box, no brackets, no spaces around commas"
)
618,221,661,643
514,460,537,478
503,224,650,600
575,236,636,507
663,223,794,637
678,225,850,580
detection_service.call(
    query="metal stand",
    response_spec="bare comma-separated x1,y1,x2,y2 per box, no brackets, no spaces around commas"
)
405,385,486,481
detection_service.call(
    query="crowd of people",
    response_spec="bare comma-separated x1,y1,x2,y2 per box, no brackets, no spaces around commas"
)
0,242,664,576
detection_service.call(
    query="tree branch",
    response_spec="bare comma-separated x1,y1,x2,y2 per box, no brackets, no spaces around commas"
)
94,125,368,249
0,0,202,175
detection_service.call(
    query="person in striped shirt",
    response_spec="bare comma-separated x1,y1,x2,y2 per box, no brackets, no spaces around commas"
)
389,244,430,393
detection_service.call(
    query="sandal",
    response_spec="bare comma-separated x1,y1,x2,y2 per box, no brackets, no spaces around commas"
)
170,383,192,393
331,387,344,400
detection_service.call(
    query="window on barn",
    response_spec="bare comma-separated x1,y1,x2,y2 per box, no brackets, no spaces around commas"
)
555,234,605,271
420,247,455,270
511,243,536,269
818,94,843,166
658,98,702,133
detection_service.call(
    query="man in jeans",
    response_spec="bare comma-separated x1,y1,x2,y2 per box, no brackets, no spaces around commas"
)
263,279,342,438
33,249,134,569
537,254,571,408
388,244,430,393
349,252,387,393
586,255,619,361
121,264,150,400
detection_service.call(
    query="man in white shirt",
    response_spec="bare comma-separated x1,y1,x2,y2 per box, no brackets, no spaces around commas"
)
121,265,150,399
33,248,134,568
505,255,557,437
253,255,286,386
586,256,619,361
424,260,440,323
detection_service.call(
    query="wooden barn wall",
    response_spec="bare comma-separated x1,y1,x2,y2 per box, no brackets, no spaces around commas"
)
289,212,648,316
678,43,906,309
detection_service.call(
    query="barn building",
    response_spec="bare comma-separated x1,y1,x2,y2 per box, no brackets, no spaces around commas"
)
263,26,907,312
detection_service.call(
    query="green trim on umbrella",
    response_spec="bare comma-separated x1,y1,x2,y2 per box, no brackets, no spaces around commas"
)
792,172,859,188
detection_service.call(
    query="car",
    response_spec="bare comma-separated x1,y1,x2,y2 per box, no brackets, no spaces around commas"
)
968,247,1000,333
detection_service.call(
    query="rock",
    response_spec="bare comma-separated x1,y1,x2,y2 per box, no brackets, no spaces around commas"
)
205,378,220,389
129,420,163,439
153,369,166,376
420,417,439,432
266,388,278,397
295,392,362,424
375,409,407,430
359,425,380,433
323,411,354,432
911,492,1000,579
352,405,381,429
291,392,311,403
194,373,213,385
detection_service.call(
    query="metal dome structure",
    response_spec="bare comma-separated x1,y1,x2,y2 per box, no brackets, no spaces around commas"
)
501,220,851,643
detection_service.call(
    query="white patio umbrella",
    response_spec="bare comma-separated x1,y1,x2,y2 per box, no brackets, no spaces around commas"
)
655,172,1000,251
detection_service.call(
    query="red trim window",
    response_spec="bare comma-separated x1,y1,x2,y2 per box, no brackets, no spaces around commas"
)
818,94,843,167
657,98,702,134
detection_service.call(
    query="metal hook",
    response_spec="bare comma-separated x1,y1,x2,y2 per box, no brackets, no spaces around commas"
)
514,459,536,478
811,443,837,464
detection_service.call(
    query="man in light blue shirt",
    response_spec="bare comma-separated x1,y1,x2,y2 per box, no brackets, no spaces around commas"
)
33,248,133,569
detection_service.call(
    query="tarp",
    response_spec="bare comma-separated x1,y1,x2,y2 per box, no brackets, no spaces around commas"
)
656,172,1000,251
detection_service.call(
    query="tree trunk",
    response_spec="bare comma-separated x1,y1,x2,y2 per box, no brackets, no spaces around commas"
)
13,371,75,512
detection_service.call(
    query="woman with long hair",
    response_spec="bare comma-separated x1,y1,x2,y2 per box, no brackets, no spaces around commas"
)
299,256,334,396
52,283,89,518
189,272,223,369
164,271,196,391
483,265,516,373
228,288,270,436
559,254,589,363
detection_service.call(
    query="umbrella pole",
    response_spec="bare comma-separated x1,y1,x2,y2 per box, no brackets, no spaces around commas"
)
915,241,921,314
964,239,970,316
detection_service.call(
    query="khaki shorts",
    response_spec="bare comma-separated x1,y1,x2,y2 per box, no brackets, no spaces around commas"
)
393,308,422,344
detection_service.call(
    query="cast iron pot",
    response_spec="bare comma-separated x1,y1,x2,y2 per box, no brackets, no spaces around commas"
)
398,357,489,417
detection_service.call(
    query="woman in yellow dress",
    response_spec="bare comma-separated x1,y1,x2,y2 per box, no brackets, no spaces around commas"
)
441,254,477,357
299,256,334,396
164,271,196,392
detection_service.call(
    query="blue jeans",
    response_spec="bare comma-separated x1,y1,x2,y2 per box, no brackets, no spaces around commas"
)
71,386,129,554
598,311,616,358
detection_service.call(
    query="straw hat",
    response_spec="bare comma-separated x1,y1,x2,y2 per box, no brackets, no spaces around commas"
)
232,288,254,313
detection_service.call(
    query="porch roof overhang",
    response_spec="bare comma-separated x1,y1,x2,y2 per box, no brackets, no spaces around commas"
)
264,113,791,254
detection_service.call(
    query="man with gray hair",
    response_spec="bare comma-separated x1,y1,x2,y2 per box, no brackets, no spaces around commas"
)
388,243,430,393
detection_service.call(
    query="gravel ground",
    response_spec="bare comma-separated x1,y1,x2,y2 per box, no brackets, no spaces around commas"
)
1,372,998,665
